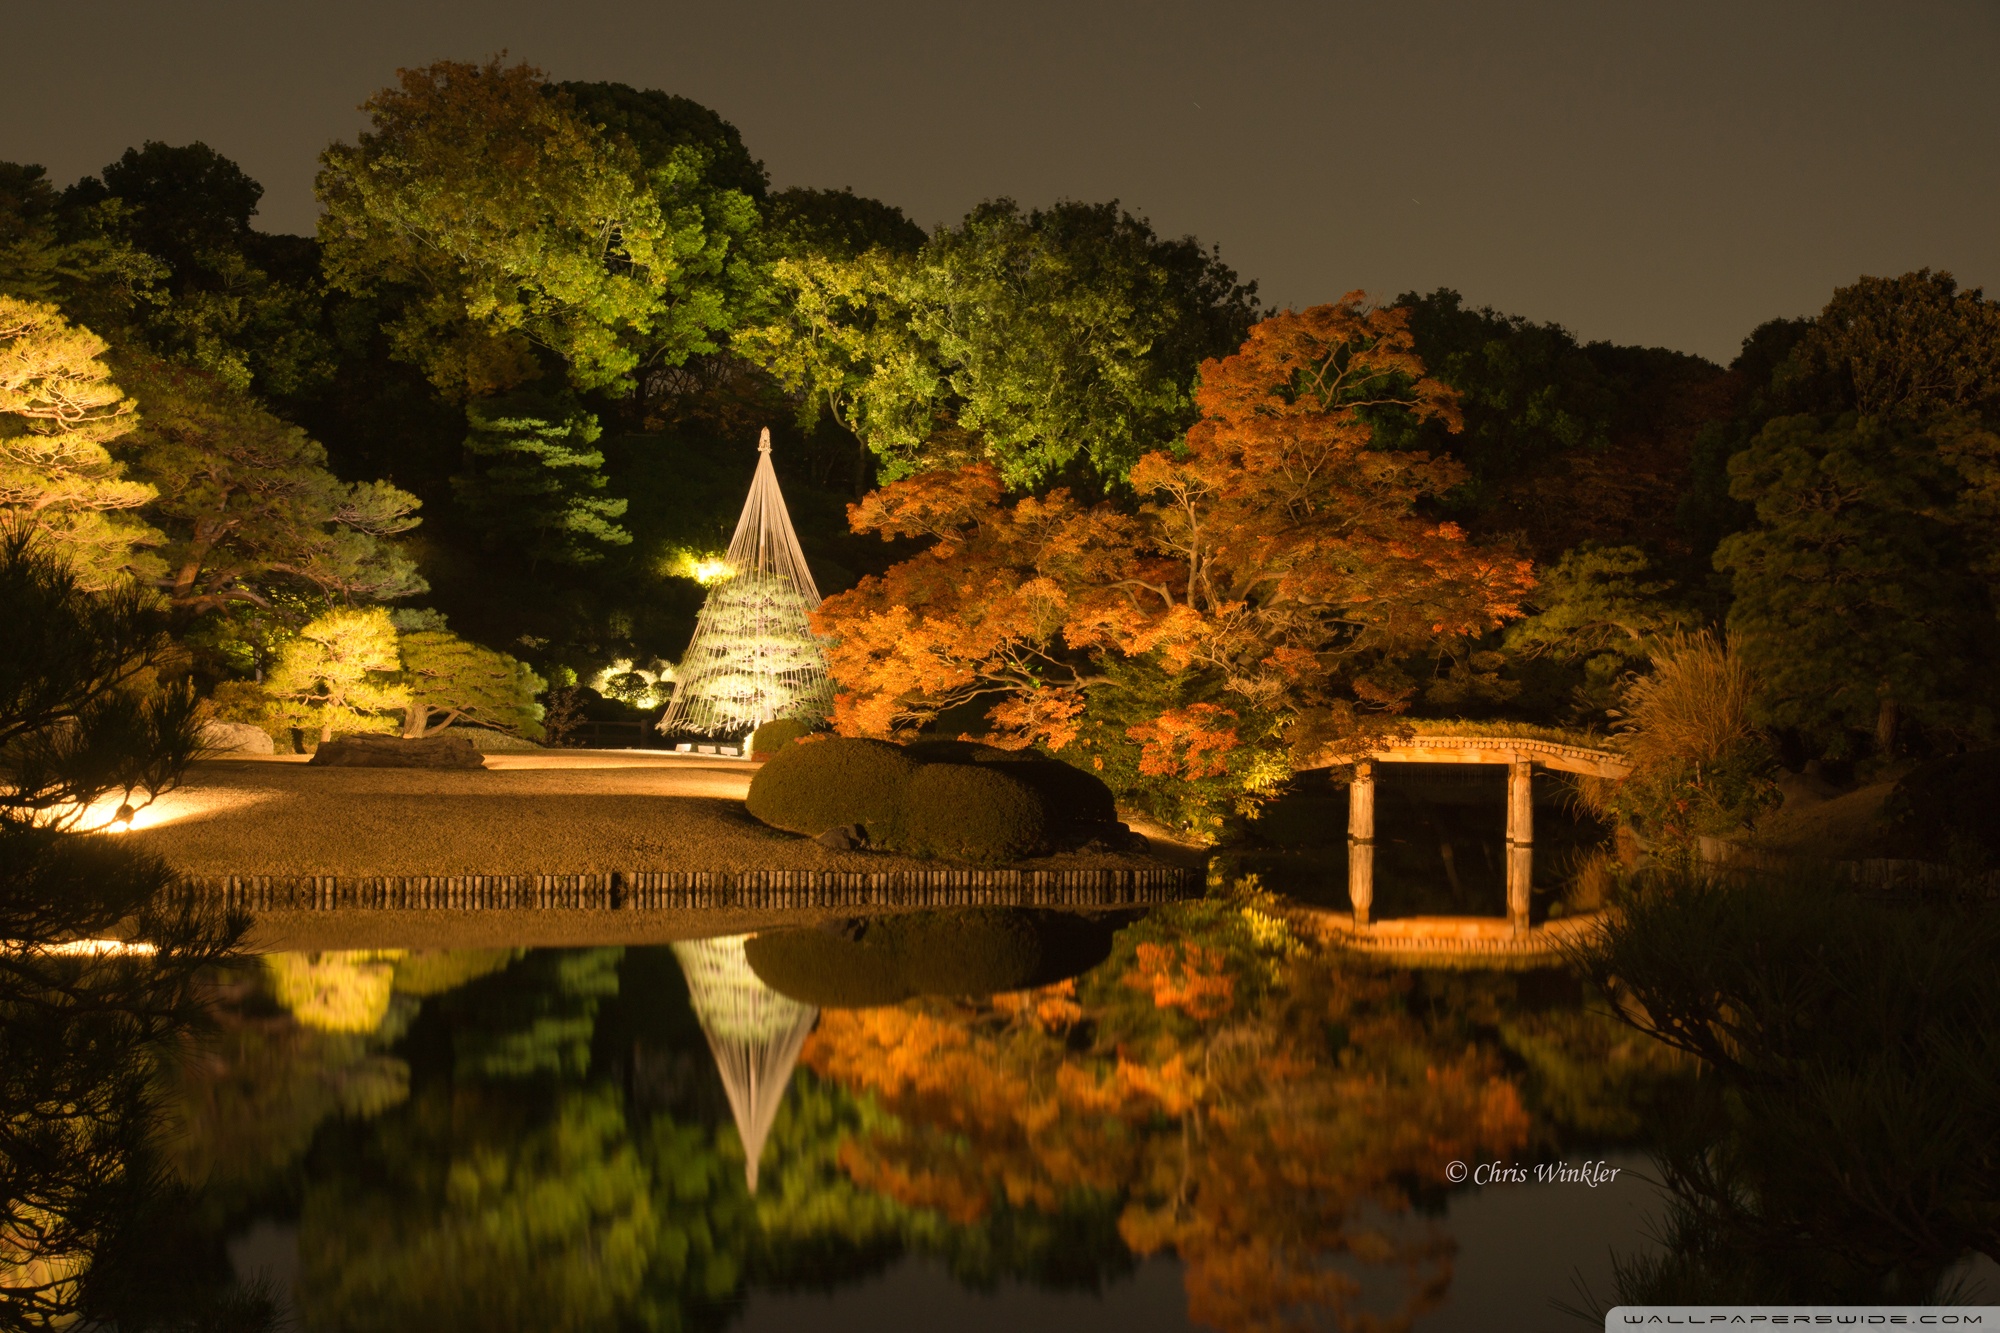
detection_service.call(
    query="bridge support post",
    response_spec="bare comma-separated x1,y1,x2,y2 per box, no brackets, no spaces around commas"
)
1348,762,1374,926
1507,761,1533,933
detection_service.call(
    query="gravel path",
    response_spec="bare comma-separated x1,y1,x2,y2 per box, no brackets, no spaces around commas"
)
128,750,1190,880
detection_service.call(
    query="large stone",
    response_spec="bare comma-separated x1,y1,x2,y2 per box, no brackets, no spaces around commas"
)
309,733,486,769
198,720,275,755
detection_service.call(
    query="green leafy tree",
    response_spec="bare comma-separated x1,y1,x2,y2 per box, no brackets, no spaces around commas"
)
454,392,631,568
0,161,169,322
118,355,423,613
396,626,546,739
764,186,927,261
57,142,333,398
1503,544,1690,716
741,199,1257,485
1717,414,1995,753
1776,269,2000,422
0,296,160,588
317,59,759,398
262,606,409,744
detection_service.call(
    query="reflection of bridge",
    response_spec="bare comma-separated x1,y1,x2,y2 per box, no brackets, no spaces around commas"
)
1333,734,1629,942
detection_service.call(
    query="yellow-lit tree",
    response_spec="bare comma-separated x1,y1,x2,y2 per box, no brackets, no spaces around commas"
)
0,295,159,587
263,607,409,745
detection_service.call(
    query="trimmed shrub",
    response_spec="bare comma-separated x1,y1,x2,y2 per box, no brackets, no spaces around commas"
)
745,910,1044,1007
902,739,1119,835
897,763,1049,862
750,717,814,755
745,736,919,839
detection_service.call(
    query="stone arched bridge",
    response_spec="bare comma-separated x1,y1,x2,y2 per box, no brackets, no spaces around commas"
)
1310,733,1631,950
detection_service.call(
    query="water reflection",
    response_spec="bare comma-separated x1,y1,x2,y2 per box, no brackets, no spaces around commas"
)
671,935,816,1192
18,884,1988,1328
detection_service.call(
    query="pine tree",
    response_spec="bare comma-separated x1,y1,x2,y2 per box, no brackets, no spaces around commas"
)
262,606,409,744
0,296,159,588
397,626,545,738
453,392,629,568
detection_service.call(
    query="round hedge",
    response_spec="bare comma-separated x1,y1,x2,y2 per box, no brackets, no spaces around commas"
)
745,910,1044,1007
901,740,1118,835
745,736,919,840
897,763,1049,862
749,717,814,755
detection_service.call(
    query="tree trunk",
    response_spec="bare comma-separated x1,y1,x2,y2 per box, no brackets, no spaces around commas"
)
404,701,428,739
1874,696,1900,755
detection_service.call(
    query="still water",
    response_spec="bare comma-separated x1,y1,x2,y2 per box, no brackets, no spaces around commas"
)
26,772,1990,1328
175,922,1675,1332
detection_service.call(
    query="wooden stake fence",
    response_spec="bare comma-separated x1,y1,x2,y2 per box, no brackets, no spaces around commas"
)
174,866,1198,913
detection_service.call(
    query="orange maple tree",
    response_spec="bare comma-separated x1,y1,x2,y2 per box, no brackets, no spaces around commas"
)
813,297,1536,802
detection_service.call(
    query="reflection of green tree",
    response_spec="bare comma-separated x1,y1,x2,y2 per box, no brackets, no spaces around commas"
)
445,948,624,1080
301,1088,686,1332
161,968,411,1212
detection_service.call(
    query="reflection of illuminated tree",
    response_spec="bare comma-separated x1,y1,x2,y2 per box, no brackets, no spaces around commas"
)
803,900,1536,1332
264,950,405,1032
670,935,818,1192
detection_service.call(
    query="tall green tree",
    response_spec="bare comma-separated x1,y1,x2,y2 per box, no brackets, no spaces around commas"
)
118,356,423,613
1717,413,1996,753
741,199,1257,486
59,142,332,398
1776,269,2000,423
317,59,760,399
453,393,630,568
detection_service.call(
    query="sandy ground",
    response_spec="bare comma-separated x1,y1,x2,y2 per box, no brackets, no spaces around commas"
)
127,749,1198,880
1749,779,1898,859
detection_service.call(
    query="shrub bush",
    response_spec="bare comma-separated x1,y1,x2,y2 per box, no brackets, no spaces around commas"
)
902,739,1119,834
747,735,1120,860
897,763,1050,862
750,717,814,755
745,736,919,840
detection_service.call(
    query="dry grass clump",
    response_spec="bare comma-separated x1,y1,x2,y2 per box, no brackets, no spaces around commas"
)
1613,631,1757,769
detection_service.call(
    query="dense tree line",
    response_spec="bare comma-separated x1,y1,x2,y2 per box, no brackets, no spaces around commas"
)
4,54,1997,804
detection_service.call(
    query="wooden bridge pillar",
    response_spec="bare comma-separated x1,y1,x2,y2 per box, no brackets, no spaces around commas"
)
1506,760,1533,932
1348,762,1374,925
1348,762,1375,841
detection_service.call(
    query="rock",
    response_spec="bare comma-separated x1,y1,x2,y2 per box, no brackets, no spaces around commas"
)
815,823,867,851
198,720,274,755
309,733,486,769
1077,822,1149,854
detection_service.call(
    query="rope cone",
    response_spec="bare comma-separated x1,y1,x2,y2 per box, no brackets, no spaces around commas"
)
669,934,818,1193
660,428,833,737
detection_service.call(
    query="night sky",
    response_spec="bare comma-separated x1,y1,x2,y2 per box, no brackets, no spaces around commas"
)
7,0,1995,362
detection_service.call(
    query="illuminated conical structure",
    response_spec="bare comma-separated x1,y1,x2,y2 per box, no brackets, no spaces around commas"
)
669,933,818,1193
659,429,832,737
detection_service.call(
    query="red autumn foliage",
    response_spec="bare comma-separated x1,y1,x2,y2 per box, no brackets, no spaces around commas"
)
813,296,1535,772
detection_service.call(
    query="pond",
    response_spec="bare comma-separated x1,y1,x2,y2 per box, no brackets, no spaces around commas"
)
13,775,1997,1328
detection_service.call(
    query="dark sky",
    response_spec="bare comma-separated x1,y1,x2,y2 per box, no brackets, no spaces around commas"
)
7,0,1996,363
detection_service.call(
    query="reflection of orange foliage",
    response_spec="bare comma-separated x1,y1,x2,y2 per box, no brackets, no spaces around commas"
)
805,926,1533,1333
1123,942,1235,1020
